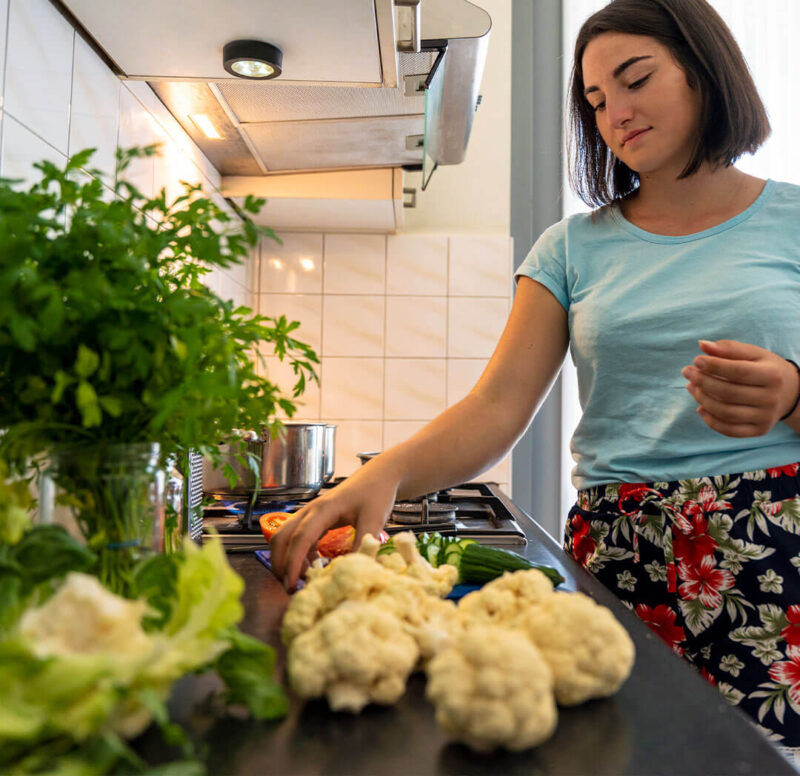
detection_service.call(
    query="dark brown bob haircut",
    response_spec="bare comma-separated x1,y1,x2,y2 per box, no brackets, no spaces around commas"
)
568,0,770,208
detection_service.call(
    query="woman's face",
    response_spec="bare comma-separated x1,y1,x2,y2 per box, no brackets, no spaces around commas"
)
581,32,701,176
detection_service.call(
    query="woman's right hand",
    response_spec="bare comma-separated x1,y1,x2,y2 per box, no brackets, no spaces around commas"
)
269,463,400,591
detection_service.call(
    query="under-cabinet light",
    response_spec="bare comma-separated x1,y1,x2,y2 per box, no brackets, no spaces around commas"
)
223,40,283,80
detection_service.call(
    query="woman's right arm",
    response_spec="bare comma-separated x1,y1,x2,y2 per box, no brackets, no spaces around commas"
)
270,276,570,588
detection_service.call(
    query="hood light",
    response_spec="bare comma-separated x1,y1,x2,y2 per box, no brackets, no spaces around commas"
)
189,113,222,139
223,40,283,80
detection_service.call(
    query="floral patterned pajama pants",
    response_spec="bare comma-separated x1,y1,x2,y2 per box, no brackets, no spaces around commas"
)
564,462,800,758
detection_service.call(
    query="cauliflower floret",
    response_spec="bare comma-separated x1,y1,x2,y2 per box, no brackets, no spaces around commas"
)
19,572,152,661
287,600,419,713
458,568,554,629
281,553,397,645
376,552,407,573
516,591,635,706
426,625,557,752
370,576,460,663
392,531,458,597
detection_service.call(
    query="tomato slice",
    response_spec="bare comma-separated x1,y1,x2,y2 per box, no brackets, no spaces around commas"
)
258,511,296,542
316,527,391,558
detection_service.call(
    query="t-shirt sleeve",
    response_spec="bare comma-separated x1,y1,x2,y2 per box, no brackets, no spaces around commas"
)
514,219,570,312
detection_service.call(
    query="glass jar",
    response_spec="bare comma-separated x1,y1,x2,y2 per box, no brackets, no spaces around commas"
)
39,442,165,598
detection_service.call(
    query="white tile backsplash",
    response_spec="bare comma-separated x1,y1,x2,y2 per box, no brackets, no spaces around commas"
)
387,234,448,295
384,359,447,420
448,297,510,358
447,359,489,407
117,85,156,198
330,420,383,478
260,294,323,354
383,420,427,451
385,296,447,358
260,356,321,420
320,358,384,420
1,113,64,182
261,233,323,294
324,234,386,294
5,0,73,154
69,36,120,181
449,235,513,297
0,0,8,105
322,295,384,357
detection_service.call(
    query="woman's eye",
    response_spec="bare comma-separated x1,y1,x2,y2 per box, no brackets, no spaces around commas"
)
628,74,651,89
591,101,606,113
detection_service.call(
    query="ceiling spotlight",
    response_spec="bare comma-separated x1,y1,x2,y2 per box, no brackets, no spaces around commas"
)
223,39,283,80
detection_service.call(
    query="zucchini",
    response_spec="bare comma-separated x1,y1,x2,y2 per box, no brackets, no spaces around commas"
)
425,543,441,565
459,544,564,587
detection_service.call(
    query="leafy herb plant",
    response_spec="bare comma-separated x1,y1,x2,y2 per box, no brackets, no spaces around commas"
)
0,145,318,469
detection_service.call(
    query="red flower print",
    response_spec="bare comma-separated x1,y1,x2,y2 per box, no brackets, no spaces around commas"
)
636,604,686,650
768,648,800,707
666,562,677,593
682,484,732,518
617,483,660,514
671,513,717,568
781,606,800,647
767,463,799,478
678,555,735,609
570,513,596,567
700,667,717,687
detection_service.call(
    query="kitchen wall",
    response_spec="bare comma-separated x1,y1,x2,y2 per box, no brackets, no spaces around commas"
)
0,0,255,304
256,232,513,489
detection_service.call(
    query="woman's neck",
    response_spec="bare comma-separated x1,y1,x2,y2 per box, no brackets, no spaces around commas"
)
620,164,766,234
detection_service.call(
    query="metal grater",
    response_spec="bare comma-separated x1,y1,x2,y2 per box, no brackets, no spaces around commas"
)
186,451,204,542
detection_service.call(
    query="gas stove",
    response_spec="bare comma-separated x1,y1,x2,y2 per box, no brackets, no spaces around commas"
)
202,481,526,552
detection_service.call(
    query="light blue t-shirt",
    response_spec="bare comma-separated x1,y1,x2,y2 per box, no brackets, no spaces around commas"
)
515,179,800,490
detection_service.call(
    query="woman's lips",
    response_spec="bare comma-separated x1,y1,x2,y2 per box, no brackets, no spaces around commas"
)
623,128,651,146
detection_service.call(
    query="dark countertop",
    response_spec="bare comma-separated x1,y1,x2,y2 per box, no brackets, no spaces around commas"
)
137,504,798,776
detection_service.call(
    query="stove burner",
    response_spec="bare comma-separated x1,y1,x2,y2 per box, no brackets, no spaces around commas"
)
391,501,456,526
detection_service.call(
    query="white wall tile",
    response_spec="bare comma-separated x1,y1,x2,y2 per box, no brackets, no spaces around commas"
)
449,236,513,297
323,234,385,294
322,295,384,357
0,0,8,104
383,420,427,452
320,358,383,419
1,114,64,182
447,359,488,407
260,294,322,354
69,35,120,182
5,0,73,153
260,356,320,420
328,420,383,478
261,233,323,293
387,234,448,295
384,359,446,420
385,296,446,358
448,297,509,358
117,85,156,198
470,454,511,485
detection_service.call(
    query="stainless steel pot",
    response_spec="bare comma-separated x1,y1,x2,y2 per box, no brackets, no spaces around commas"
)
357,451,381,465
323,424,336,483
203,422,327,497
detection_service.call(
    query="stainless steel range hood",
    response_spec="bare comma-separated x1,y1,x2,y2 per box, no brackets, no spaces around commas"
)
58,0,491,190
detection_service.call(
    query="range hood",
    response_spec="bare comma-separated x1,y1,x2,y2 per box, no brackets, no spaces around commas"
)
57,0,491,192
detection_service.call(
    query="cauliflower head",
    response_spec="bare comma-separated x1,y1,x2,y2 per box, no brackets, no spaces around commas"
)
516,591,635,706
19,572,152,662
287,600,419,713
426,625,557,752
458,568,554,629
281,553,397,646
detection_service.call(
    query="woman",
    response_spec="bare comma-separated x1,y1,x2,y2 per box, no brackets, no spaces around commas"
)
272,0,800,751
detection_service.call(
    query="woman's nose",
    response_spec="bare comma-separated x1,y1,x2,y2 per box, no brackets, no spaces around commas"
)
606,94,635,128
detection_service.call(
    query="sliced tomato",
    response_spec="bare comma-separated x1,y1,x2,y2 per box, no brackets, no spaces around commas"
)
316,526,390,558
258,511,296,542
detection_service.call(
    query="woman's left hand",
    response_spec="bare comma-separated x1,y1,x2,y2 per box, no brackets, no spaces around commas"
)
682,339,800,437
